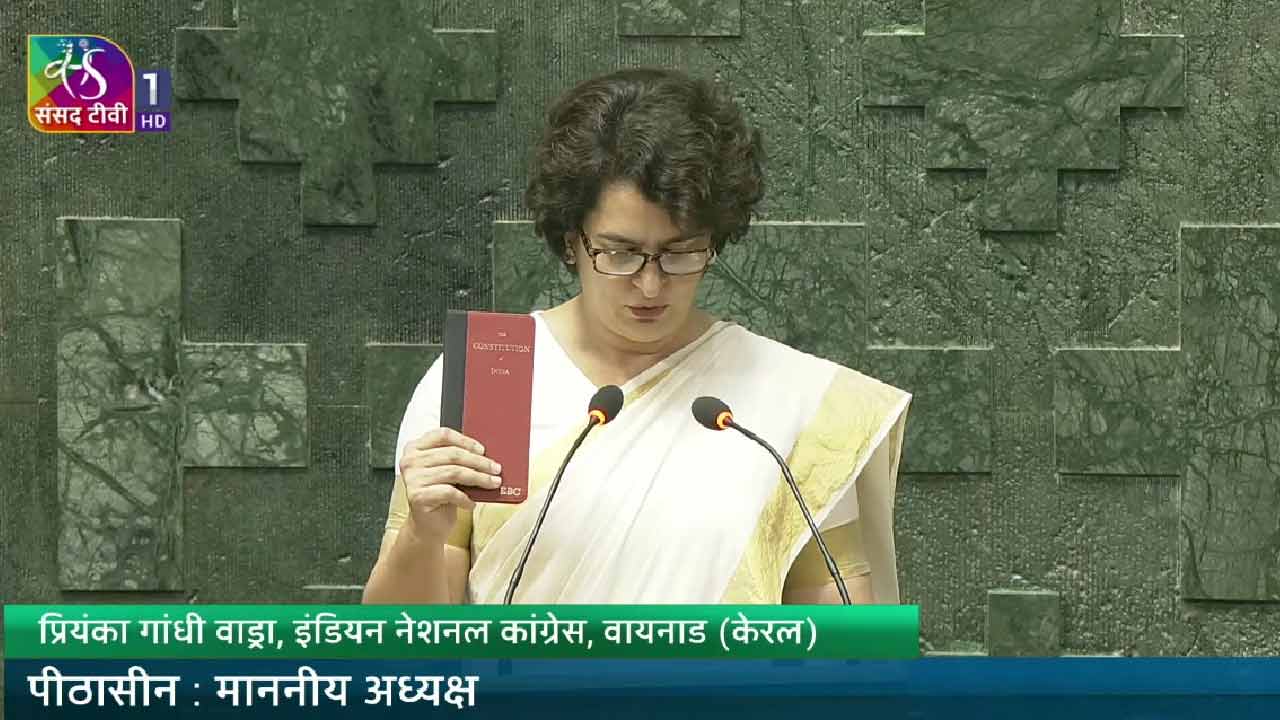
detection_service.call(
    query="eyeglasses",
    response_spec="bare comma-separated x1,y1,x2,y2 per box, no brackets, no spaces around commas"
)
578,229,717,276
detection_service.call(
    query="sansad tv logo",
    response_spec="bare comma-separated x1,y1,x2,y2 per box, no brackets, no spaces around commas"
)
28,34,172,134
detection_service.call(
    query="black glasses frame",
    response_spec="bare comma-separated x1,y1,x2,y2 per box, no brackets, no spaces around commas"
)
577,229,717,276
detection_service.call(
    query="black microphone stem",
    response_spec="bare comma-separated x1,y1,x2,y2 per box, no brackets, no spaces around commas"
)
728,421,852,605
503,417,598,605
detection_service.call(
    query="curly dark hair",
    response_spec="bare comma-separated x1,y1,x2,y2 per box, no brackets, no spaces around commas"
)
525,68,765,268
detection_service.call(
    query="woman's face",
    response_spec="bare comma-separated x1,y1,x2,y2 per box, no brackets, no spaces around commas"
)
566,181,712,350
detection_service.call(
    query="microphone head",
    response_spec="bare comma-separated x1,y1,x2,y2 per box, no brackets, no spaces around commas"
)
588,385,625,425
692,396,733,431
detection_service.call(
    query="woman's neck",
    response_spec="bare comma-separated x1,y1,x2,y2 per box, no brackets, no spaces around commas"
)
545,297,713,387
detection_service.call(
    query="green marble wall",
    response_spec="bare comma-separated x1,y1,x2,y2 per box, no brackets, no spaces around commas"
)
3,3,1280,688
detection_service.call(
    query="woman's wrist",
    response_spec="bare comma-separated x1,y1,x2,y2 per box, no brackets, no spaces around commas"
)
398,514,447,554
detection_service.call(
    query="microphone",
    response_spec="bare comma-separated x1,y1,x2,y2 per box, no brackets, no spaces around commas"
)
692,396,852,605
504,384,624,604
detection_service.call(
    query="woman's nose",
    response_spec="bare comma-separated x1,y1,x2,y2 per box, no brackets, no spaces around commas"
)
633,259,664,296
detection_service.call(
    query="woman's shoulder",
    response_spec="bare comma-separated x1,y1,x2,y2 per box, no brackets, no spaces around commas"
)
719,323,909,401
716,322,835,371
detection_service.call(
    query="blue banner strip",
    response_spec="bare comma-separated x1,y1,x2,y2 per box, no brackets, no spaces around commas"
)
7,659,1280,719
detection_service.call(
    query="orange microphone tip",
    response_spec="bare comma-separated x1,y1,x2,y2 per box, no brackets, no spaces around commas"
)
715,410,733,430
588,409,607,425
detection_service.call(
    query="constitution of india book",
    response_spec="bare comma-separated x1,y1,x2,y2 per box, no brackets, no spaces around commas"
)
440,310,535,504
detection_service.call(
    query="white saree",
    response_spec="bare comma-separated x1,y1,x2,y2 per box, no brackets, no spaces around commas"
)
386,311,911,604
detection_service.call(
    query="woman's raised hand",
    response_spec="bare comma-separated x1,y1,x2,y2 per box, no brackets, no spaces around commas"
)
398,428,502,543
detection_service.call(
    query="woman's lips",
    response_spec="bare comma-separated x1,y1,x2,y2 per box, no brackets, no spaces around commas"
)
627,305,668,320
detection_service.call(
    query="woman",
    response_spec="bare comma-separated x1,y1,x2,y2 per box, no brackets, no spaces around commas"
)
363,68,911,605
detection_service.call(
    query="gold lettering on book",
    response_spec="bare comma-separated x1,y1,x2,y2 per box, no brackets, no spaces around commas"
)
470,342,531,353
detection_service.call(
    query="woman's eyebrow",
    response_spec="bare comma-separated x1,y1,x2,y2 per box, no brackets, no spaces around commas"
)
596,232,704,247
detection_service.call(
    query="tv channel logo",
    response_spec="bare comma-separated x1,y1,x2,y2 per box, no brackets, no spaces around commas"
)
28,34,172,134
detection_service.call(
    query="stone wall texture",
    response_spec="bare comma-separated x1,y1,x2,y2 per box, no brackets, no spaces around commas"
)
3,3,1278,697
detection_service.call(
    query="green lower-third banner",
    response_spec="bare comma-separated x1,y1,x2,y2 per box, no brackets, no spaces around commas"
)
4,604,919,660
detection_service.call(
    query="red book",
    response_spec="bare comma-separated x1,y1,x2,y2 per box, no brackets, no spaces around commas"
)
440,310,535,504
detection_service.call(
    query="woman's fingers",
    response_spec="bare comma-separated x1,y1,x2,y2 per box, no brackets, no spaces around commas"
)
410,462,502,490
411,427,485,456
398,429,499,486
